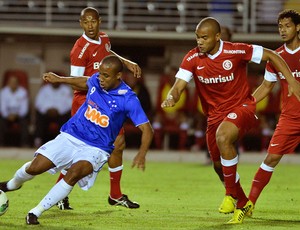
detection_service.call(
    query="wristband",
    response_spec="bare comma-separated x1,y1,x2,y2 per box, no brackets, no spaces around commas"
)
167,95,174,100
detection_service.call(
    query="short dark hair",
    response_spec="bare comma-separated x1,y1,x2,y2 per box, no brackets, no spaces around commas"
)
101,55,123,74
278,9,300,26
80,7,100,19
197,17,221,34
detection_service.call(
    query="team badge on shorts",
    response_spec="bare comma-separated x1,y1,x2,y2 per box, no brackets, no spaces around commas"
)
227,113,237,119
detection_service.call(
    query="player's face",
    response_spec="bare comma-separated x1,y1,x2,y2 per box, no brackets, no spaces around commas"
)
195,25,220,55
80,12,101,40
98,64,121,90
278,17,299,43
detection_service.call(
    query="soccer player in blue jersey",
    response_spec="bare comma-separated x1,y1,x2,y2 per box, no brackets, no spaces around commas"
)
0,55,154,225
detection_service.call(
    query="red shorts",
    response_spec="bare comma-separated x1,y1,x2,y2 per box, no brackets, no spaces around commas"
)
268,116,300,154
72,94,125,136
206,103,258,162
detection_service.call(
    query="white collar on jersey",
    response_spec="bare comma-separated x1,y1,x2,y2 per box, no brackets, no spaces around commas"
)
284,43,300,54
82,33,102,45
207,40,224,60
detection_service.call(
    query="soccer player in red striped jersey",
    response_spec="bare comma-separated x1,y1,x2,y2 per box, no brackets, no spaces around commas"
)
248,9,300,212
161,17,300,224
56,7,142,210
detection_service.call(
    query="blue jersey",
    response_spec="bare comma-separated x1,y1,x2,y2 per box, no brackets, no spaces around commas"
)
61,73,149,153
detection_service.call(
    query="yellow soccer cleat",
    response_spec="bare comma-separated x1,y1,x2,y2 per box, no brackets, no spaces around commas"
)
218,195,236,214
227,200,254,224
245,204,254,218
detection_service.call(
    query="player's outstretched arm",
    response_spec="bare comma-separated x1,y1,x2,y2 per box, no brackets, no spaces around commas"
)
252,79,275,103
161,78,188,108
262,48,300,101
131,122,154,171
43,72,88,91
110,50,142,78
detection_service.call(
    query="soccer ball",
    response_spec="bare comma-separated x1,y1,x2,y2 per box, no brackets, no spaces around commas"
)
0,190,9,216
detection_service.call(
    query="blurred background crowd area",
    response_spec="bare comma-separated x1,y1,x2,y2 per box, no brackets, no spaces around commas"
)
0,0,299,153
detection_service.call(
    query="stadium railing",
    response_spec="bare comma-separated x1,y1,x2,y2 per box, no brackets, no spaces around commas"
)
0,0,299,41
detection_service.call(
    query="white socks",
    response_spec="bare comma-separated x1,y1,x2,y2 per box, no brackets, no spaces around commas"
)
29,179,73,217
260,162,275,172
108,165,123,172
220,155,239,166
7,161,34,190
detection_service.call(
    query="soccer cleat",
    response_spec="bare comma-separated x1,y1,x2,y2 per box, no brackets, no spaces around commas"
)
227,200,254,224
219,195,236,214
57,196,73,210
245,204,254,217
0,181,9,192
26,213,39,225
108,194,140,209
0,181,22,192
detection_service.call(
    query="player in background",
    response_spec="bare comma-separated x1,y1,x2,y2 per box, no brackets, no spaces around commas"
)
0,55,153,225
161,17,300,224
248,9,300,212
56,7,142,210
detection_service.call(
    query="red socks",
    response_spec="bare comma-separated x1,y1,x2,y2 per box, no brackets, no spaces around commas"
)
222,164,237,198
248,167,273,205
109,167,123,199
56,172,65,183
236,180,248,208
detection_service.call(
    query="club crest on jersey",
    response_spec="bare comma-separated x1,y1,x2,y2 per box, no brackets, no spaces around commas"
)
222,60,232,70
85,105,109,127
227,113,237,119
118,89,128,95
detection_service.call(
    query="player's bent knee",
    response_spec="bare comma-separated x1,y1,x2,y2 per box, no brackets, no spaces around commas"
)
65,161,93,185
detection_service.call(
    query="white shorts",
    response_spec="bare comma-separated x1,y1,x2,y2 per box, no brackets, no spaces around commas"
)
35,132,110,190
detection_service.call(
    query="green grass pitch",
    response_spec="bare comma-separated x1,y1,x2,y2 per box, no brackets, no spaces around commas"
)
0,158,299,229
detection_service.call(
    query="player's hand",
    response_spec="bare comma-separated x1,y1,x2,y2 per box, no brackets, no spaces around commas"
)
161,95,175,108
43,72,60,83
124,61,142,78
131,153,146,171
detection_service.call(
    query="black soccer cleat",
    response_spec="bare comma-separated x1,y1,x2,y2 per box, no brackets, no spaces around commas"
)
57,196,73,210
0,181,8,192
0,181,22,192
26,213,39,225
108,194,140,209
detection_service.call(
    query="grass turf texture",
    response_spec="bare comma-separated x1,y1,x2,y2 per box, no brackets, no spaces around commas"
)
0,159,299,229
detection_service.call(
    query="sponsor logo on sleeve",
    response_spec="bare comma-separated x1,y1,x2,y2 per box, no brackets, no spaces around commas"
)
186,53,199,61
78,42,90,59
